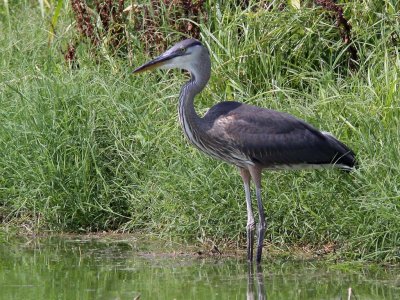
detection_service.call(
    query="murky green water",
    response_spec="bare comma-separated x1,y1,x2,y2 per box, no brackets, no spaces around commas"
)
0,235,398,300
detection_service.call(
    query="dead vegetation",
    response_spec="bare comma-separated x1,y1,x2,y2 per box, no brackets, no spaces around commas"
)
315,0,358,69
65,0,207,66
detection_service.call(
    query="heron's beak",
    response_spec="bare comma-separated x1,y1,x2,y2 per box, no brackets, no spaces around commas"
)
133,52,178,74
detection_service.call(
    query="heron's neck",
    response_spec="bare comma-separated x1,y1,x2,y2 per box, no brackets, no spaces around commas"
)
178,61,211,143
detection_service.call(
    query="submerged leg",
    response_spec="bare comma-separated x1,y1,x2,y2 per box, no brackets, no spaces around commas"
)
247,264,266,300
255,265,266,300
247,263,255,300
239,167,255,262
249,166,266,264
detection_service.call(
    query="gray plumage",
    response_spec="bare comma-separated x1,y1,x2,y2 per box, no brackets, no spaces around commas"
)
134,38,357,264
193,101,355,169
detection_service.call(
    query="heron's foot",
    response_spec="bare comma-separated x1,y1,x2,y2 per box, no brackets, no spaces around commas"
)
247,222,255,262
256,221,266,264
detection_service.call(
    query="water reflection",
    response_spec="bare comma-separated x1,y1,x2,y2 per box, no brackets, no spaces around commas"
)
0,236,399,300
247,264,266,300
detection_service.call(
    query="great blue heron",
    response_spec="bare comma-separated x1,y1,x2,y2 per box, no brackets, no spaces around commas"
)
133,39,356,264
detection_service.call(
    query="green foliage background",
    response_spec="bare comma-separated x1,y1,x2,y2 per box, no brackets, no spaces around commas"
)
0,0,399,262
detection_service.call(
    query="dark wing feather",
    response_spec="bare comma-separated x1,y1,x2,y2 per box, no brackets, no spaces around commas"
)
204,102,356,168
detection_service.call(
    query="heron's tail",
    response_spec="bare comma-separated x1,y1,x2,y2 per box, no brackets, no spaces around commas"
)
323,132,357,172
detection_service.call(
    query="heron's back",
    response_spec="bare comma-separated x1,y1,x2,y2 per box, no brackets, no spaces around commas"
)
200,101,356,170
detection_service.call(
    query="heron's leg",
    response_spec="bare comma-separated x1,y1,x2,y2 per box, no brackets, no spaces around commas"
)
249,166,266,264
239,167,255,262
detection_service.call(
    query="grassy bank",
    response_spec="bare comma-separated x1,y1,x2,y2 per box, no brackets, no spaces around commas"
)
1,1,399,262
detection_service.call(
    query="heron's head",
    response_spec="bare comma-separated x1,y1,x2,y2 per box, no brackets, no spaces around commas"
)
133,39,209,75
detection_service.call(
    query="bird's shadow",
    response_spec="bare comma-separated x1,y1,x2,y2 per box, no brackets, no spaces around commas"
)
247,264,266,300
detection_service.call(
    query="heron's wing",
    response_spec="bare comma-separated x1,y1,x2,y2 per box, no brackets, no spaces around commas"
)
206,102,355,167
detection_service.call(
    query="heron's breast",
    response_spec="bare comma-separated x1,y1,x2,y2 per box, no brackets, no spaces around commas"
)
195,130,254,167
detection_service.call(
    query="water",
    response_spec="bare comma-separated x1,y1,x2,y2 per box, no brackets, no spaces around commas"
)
0,235,398,299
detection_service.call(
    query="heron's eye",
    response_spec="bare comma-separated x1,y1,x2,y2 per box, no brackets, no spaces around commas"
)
179,47,186,53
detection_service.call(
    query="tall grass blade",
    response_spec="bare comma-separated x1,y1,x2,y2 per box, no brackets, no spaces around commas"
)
3,0,10,27
48,0,63,44
38,0,44,18
289,0,301,10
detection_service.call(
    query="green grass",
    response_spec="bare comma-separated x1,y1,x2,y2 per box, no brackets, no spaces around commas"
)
0,1,399,262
